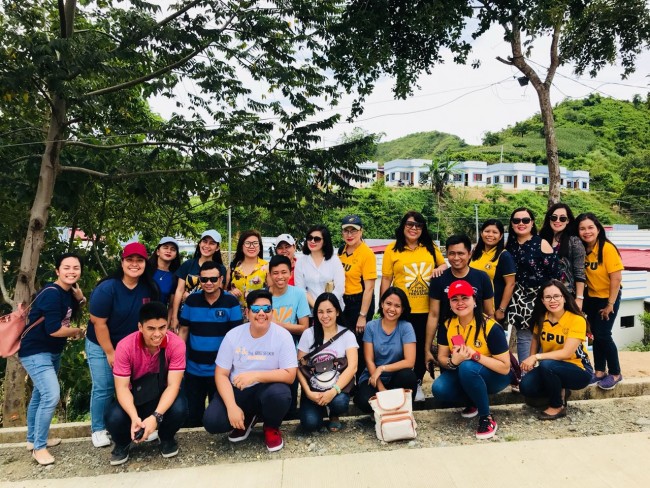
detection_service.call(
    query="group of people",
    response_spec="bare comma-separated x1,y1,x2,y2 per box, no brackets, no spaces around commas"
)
17,205,625,465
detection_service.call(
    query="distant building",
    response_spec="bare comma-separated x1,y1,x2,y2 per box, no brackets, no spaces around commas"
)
383,159,430,187
350,161,379,188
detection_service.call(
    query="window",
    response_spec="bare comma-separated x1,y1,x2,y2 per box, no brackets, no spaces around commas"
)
487,177,492,184
541,177,548,185
523,175,532,183
566,181,573,188
453,174,462,182
620,315,635,329
473,173,483,182
582,181,588,189
493,176,500,183
503,175,513,183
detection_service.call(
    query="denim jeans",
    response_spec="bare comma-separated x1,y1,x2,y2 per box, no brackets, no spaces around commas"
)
203,382,291,433
520,360,592,408
19,353,61,450
516,327,534,364
584,293,621,375
354,368,418,414
431,360,510,417
299,392,351,432
85,338,115,432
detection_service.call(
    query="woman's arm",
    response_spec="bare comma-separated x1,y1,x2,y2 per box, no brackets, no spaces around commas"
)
356,278,376,334
495,274,515,323
599,270,622,319
89,315,116,367
379,275,392,299
170,279,186,330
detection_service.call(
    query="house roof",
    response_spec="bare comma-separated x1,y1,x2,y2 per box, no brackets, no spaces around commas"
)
619,249,650,271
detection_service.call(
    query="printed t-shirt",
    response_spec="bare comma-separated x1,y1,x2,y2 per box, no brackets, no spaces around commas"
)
87,279,155,347
113,330,186,382
153,269,174,305
381,242,445,314
230,258,268,307
19,284,72,357
470,248,516,309
297,325,358,357
429,268,494,322
534,311,590,369
271,285,310,340
340,242,377,295
179,290,243,376
216,322,298,387
359,318,416,383
584,241,624,298
438,316,508,358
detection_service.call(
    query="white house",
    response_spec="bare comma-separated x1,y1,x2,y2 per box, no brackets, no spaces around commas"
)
350,161,379,188
383,159,430,186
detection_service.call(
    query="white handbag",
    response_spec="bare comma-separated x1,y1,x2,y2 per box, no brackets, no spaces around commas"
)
368,388,417,442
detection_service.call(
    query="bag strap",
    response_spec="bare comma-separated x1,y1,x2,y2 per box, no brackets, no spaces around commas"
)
19,287,60,340
301,329,348,363
157,343,167,391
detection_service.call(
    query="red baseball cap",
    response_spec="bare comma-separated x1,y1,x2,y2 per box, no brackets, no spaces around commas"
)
122,242,148,260
447,280,475,299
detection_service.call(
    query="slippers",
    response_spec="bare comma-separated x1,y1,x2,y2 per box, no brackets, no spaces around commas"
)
538,407,567,421
32,449,55,466
327,420,342,432
26,438,62,451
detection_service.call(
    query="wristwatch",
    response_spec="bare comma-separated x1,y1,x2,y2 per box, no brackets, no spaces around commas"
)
152,411,164,425
471,352,481,362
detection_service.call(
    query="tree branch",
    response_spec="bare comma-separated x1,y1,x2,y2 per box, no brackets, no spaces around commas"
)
0,253,16,308
545,23,562,88
58,164,250,179
74,28,121,43
496,56,513,66
64,140,196,150
8,154,42,165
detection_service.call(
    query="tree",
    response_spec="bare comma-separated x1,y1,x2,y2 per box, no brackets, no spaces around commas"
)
0,0,376,426
322,0,650,206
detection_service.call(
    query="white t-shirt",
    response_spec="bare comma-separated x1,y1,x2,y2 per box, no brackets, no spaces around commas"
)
297,325,358,358
216,322,298,387
294,254,346,311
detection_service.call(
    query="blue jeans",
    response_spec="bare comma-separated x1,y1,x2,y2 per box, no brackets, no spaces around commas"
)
85,338,115,432
520,360,592,408
299,392,351,432
584,293,621,375
516,328,533,364
432,360,510,417
19,353,61,450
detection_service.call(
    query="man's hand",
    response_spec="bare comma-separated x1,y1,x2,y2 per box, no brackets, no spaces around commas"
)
227,405,246,430
232,372,258,390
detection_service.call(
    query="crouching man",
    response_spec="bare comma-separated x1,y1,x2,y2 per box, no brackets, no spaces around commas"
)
105,301,188,465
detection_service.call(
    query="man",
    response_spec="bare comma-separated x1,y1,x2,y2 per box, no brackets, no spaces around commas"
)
274,234,298,285
105,301,187,466
425,235,495,366
178,261,243,426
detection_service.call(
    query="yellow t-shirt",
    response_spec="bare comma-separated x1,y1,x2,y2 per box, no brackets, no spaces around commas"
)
584,241,624,298
339,242,377,295
382,242,444,314
534,311,589,369
470,247,513,282
441,316,509,358
230,257,268,307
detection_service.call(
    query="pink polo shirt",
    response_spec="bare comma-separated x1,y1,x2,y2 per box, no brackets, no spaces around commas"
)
113,330,186,382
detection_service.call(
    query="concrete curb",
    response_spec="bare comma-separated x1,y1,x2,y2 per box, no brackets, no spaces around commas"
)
1,377,648,445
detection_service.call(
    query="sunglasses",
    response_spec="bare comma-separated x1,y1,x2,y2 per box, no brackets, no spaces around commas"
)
306,235,323,243
511,217,532,225
405,221,424,229
199,276,220,283
550,215,569,223
250,304,272,313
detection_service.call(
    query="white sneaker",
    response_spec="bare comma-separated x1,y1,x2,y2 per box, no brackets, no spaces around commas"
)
145,430,159,442
92,430,111,448
414,383,426,402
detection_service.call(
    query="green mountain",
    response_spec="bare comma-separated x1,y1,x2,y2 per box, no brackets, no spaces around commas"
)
374,131,467,162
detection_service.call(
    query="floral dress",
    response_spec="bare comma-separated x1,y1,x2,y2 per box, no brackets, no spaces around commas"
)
229,257,268,308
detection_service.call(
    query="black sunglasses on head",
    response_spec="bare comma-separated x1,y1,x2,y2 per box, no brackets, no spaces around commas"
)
199,276,220,283
550,215,569,222
511,217,532,225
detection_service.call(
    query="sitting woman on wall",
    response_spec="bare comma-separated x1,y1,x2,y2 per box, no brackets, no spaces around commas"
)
431,280,511,440
353,287,417,413
520,280,593,420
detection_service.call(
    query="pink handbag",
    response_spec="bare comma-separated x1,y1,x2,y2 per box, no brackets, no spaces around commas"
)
0,289,53,357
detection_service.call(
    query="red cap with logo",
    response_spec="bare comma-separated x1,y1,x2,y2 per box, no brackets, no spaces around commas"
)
447,280,475,299
122,242,148,260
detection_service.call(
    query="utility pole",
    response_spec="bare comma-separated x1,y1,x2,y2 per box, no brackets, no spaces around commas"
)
228,206,232,264
474,204,479,244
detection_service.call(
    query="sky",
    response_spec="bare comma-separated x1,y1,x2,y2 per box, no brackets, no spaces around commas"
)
150,19,650,149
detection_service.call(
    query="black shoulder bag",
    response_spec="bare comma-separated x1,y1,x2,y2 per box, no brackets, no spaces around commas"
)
298,329,354,393
132,347,167,406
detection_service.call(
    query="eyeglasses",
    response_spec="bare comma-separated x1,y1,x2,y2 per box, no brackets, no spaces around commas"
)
550,215,569,223
342,228,359,235
511,217,532,225
306,235,323,243
250,304,272,313
199,276,220,283
244,241,260,248
542,295,563,302
405,221,424,229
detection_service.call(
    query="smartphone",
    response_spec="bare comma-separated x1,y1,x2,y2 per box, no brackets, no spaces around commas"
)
134,428,145,441
451,335,466,347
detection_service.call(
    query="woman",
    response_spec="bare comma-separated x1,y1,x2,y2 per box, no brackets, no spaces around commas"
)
294,225,345,311
539,203,586,304
203,290,298,452
520,280,593,420
19,254,86,465
505,207,558,364
353,287,417,413
297,293,358,432
228,230,268,309
148,236,181,309
470,219,516,324
380,211,447,401
86,242,159,448
171,230,224,329
339,215,376,378
576,213,624,390
431,280,510,440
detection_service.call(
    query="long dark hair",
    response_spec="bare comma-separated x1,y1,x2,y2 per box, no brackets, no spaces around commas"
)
471,219,505,263
530,280,590,343
539,203,576,259
148,241,181,272
231,230,263,266
302,225,335,260
192,236,224,265
96,256,160,301
53,253,83,320
443,290,487,346
379,287,411,321
310,293,345,350
393,211,438,263
575,212,620,264
506,207,538,248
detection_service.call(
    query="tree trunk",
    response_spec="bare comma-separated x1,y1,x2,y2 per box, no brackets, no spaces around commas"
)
2,96,66,427
534,85,561,206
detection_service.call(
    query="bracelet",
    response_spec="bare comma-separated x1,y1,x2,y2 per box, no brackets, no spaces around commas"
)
607,301,615,305
446,357,458,370
78,297,87,305
576,296,584,300
359,312,367,318
498,307,506,313
331,384,341,395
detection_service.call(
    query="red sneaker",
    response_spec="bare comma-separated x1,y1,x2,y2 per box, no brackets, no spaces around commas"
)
476,415,497,440
461,406,478,418
228,414,258,443
263,426,284,452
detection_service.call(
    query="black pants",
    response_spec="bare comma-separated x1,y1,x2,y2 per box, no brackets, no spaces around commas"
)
343,293,375,381
105,394,188,447
184,372,217,427
203,382,291,433
353,368,418,414
409,312,428,382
